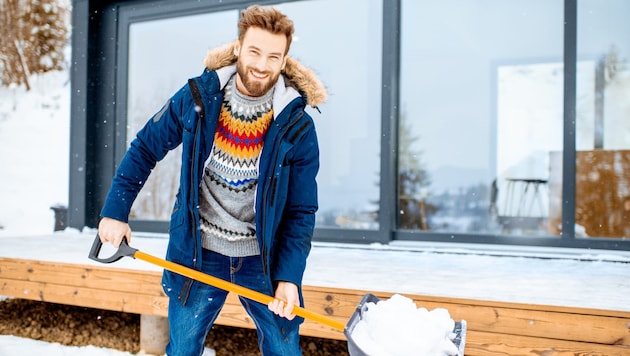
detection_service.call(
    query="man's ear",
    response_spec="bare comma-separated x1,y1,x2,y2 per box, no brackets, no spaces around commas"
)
281,56,287,71
233,42,241,57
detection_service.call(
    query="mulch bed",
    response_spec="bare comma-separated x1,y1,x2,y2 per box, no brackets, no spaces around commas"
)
0,298,349,355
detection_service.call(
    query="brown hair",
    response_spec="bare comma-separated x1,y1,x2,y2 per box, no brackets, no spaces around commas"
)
238,5,294,54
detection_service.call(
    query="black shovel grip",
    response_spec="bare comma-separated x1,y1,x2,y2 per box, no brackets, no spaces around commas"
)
88,234,138,263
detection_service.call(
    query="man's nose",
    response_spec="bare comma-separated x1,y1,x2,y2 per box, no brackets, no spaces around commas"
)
253,57,268,71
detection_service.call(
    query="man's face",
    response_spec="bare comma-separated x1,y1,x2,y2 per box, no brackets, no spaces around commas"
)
234,27,288,97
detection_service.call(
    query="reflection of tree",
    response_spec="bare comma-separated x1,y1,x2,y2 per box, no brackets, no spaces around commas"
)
0,0,69,89
594,45,628,148
430,183,494,232
573,150,630,238
128,97,182,221
129,149,181,221
398,111,435,230
598,45,626,84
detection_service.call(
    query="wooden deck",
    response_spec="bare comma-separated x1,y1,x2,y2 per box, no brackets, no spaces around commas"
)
1,256,629,355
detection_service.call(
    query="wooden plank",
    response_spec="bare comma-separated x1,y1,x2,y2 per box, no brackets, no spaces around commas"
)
464,330,630,356
0,258,164,296
410,298,630,346
0,278,168,316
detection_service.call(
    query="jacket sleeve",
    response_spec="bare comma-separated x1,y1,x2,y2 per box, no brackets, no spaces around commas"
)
100,85,190,222
271,117,319,287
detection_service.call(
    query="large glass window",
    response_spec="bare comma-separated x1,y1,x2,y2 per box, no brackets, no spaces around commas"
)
125,0,383,233
399,0,564,236
575,0,630,238
127,11,238,220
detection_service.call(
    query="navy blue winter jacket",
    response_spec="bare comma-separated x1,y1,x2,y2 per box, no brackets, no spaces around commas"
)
100,42,327,305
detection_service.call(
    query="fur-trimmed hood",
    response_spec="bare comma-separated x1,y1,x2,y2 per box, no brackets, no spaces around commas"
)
203,41,327,108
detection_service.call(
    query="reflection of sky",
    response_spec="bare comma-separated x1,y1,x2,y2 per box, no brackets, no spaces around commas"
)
400,0,564,192
400,0,630,192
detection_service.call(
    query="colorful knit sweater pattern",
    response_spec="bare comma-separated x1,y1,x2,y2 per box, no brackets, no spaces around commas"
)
199,76,273,257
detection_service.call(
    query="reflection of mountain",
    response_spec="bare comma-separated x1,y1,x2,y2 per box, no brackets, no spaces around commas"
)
430,166,490,192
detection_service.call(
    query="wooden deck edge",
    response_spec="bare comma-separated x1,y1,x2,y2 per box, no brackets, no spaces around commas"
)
464,330,630,356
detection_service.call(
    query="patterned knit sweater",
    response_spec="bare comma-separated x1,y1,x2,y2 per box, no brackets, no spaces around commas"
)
199,76,273,257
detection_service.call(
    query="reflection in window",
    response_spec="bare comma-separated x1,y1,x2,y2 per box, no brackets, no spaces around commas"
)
276,0,382,230
399,0,563,236
126,11,238,220
575,0,630,238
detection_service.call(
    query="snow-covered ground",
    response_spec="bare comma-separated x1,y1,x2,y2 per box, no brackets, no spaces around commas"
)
0,335,135,356
0,70,69,236
0,334,216,356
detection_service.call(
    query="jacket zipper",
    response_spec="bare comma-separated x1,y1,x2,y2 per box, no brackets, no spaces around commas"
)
260,112,304,276
179,79,205,304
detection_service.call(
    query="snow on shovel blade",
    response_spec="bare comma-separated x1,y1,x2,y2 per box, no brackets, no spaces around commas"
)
344,293,467,356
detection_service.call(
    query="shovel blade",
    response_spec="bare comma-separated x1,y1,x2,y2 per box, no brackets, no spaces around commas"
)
344,294,467,356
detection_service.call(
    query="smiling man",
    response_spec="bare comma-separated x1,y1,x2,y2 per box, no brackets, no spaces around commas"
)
97,5,327,355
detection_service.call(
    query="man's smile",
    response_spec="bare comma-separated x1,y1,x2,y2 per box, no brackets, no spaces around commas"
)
250,70,269,80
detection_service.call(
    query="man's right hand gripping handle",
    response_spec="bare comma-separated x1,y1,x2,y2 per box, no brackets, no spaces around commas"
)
98,217,132,247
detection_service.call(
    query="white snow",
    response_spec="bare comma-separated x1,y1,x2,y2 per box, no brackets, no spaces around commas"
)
0,335,135,356
0,71,69,236
0,335,216,356
350,294,458,356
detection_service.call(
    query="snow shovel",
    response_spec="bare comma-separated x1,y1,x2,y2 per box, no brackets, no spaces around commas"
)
88,234,346,330
88,235,466,355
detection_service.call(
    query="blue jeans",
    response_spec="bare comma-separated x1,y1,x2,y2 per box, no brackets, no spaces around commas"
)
165,249,302,356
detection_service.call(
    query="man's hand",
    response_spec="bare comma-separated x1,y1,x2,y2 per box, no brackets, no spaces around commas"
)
268,281,299,320
98,217,132,247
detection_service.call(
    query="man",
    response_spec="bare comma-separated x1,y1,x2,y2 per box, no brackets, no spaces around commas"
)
98,5,326,355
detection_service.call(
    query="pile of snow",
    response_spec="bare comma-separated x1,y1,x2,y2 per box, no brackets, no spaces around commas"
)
0,334,218,356
0,335,134,356
351,294,459,356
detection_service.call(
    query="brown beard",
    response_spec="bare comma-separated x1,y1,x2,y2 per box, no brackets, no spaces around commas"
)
236,60,280,97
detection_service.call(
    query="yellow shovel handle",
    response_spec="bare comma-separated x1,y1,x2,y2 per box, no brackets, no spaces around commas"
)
134,251,346,331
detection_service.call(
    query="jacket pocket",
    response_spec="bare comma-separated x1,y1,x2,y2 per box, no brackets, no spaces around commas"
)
169,191,185,231
272,164,291,209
